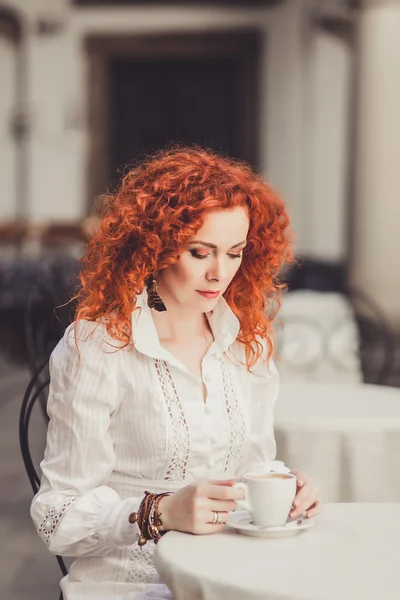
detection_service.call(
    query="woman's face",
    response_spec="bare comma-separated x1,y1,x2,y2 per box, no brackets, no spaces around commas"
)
157,206,249,312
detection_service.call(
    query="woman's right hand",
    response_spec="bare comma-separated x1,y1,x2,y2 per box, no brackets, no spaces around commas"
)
158,479,244,535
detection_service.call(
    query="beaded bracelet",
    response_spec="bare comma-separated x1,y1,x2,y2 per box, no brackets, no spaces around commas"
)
129,491,173,547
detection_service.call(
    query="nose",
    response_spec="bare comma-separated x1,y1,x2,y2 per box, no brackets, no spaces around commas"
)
206,255,227,282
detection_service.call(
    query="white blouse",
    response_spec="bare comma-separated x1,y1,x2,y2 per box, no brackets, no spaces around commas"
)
31,291,280,600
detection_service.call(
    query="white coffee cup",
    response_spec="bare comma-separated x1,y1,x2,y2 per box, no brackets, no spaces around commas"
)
233,472,297,527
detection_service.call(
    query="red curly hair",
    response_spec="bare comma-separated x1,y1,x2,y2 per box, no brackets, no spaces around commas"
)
75,146,294,369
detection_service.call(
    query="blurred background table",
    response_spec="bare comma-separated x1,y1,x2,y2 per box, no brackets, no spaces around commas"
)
0,256,79,374
275,382,400,502
154,504,400,600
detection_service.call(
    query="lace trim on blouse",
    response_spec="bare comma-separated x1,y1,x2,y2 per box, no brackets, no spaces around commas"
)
221,357,247,472
126,541,158,584
154,359,190,481
37,497,76,544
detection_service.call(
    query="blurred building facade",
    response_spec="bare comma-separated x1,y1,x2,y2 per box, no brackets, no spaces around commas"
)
0,0,399,328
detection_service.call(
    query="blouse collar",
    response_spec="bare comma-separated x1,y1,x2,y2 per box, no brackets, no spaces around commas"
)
131,288,240,365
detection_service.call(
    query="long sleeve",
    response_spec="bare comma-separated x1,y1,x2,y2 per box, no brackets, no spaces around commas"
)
30,321,142,557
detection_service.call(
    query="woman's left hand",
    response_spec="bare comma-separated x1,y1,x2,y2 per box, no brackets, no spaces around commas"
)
289,469,323,519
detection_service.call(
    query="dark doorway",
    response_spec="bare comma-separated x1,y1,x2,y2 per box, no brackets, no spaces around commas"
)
110,57,244,183
86,31,261,203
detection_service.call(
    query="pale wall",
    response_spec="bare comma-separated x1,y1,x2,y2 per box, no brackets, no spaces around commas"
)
1,0,351,262
0,33,17,220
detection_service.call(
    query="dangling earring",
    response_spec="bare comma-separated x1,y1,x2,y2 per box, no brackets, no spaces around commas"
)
147,273,167,312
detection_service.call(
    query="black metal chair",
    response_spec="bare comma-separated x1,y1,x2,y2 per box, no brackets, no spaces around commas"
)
23,283,62,420
347,285,396,385
23,263,76,377
23,258,77,418
19,358,67,600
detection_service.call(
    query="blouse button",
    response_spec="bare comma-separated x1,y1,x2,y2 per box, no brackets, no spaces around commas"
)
207,458,215,468
211,434,218,444
205,404,212,414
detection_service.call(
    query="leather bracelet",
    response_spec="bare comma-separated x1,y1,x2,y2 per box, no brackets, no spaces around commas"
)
128,491,173,547
151,491,172,543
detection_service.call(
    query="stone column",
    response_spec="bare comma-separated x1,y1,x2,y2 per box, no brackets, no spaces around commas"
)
308,22,353,262
0,30,18,220
350,0,400,328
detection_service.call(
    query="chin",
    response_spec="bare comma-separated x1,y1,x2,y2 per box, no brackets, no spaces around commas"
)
193,290,223,309
201,297,221,308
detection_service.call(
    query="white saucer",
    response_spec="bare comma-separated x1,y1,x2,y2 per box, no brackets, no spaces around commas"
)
226,510,316,538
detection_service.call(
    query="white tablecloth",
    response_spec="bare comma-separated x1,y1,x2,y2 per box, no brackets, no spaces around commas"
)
154,503,400,600
275,382,400,502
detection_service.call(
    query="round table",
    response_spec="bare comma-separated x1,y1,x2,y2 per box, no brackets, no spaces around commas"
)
274,382,400,502
154,504,400,600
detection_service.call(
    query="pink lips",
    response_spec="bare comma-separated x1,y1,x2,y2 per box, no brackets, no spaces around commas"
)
197,290,221,299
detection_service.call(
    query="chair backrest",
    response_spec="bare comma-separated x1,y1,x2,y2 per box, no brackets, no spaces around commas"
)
19,358,50,492
275,290,363,383
282,259,395,385
23,274,74,379
347,286,395,385
19,358,69,581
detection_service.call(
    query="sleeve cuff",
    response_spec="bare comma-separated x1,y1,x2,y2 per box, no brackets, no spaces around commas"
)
97,496,142,546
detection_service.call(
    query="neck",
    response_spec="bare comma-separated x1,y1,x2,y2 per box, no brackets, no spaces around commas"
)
151,304,211,345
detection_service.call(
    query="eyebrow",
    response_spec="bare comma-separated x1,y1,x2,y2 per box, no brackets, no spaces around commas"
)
188,240,247,249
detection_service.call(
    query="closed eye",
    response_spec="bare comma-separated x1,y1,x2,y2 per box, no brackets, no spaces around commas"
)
189,250,209,260
189,249,243,260
189,250,243,260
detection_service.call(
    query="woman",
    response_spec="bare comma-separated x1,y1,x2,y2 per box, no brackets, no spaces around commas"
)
31,147,322,600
